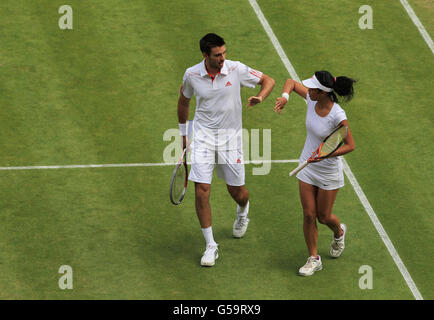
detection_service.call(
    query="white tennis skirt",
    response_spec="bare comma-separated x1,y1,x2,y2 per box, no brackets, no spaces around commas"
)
296,161,344,190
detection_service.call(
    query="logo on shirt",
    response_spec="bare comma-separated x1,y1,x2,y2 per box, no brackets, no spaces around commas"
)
225,81,232,87
237,158,241,164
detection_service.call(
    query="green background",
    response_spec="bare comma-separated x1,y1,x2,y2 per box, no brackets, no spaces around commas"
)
0,0,432,299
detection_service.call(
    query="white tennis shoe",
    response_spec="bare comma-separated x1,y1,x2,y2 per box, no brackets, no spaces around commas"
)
298,255,322,276
330,224,347,258
200,244,219,267
233,216,250,238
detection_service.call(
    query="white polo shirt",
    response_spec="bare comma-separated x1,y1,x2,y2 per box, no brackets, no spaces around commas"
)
182,59,262,150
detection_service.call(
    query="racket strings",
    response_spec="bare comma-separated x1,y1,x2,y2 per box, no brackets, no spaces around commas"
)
173,165,186,199
319,127,347,157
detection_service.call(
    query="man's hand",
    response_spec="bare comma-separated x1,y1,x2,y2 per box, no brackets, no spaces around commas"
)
247,73,275,107
247,95,263,107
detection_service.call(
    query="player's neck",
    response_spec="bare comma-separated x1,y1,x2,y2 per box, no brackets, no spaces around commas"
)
316,97,334,110
204,60,220,77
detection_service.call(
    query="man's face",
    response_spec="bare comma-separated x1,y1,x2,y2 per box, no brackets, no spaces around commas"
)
204,45,226,70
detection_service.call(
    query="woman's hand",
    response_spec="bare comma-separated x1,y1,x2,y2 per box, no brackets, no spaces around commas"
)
307,150,322,163
274,97,288,115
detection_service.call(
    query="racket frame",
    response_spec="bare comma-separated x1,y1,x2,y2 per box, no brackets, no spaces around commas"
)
289,124,348,177
169,147,188,205
169,120,193,205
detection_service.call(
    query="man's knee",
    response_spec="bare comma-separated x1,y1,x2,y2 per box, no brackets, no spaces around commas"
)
195,183,210,197
227,185,249,206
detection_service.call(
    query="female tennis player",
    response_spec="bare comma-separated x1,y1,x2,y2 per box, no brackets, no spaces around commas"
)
274,71,356,276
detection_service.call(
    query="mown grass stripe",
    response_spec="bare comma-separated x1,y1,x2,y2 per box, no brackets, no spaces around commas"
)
249,0,424,300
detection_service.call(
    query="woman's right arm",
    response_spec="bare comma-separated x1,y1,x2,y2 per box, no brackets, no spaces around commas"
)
274,79,308,115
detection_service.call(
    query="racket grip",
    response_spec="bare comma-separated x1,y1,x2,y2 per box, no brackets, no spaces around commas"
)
289,161,308,177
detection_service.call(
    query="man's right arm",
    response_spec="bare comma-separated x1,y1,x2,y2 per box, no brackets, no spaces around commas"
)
177,89,190,149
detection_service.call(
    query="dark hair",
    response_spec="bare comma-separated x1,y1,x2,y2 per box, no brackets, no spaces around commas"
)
200,33,225,56
315,70,357,103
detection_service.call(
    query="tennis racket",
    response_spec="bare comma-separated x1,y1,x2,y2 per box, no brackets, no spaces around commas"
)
289,124,348,177
169,120,193,205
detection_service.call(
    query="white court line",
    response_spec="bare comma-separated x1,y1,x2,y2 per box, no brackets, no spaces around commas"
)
0,163,174,170
0,159,299,171
400,0,434,54
248,0,423,300
342,161,424,300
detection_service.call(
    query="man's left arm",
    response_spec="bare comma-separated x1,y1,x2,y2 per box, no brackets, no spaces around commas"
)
247,73,275,107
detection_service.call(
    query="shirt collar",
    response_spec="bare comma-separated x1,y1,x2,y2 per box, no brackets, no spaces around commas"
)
200,59,228,77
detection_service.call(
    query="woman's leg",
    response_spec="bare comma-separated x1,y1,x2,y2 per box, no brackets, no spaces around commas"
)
298,180,319,257
316,188,344,238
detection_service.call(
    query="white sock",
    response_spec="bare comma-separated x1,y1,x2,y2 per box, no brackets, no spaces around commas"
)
236,201,249,219
201,226,217,247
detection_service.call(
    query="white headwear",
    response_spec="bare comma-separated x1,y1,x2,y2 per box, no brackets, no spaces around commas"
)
302,75,333,92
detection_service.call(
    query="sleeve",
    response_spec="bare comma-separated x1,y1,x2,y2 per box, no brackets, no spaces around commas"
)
334,107,347,127
237,62,263,88
182,71,194,99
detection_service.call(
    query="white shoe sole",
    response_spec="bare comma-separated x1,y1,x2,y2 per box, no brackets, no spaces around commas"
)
233,232,246,238
298,265,323,277
330,251,343,258
200,252,219,267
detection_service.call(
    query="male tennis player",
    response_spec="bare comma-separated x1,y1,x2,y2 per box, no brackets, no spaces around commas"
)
177,33,275,266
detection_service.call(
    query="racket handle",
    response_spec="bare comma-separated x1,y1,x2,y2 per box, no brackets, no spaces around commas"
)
289,160,308,177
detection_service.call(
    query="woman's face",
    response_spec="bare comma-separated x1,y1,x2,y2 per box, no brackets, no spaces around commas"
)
308,88,323,101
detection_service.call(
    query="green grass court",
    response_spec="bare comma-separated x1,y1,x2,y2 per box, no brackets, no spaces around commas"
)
0,0,432,299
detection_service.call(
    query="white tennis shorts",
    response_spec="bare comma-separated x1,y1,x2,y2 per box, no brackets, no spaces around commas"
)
296,162,344,190
188,143,245,186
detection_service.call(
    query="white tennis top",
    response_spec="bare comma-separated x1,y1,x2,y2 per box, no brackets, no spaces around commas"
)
299,93,347,173
182,59,262,150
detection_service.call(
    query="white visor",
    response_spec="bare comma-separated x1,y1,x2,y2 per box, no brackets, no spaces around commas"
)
302,75,333,92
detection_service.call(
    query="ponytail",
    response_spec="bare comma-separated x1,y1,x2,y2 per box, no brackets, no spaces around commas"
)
333,76,356,102
314,71,357,103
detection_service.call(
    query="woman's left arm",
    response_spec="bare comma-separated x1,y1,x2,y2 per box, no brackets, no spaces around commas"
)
331,120,355,157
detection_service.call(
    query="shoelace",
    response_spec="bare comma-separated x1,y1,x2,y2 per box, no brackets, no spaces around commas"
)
304,257,317,268
332,238,344,250
235,218,248,229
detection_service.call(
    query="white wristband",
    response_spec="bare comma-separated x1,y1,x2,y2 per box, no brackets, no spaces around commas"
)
282,92,289,101
179,123,187,136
